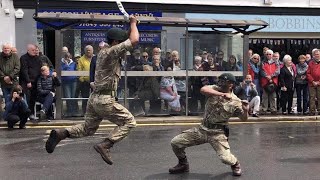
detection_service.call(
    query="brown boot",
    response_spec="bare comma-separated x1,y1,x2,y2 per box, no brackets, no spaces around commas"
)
169,158,189,174
45,129,69,153
231,161,242,176
93,139,114,165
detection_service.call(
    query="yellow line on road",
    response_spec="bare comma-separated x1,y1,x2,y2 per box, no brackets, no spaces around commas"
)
2,120,320,130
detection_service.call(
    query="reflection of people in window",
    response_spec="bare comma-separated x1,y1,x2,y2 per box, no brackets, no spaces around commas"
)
224,55,241,71
160,70,181,112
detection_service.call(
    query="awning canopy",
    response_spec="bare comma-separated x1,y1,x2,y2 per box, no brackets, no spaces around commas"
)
33,12,268,34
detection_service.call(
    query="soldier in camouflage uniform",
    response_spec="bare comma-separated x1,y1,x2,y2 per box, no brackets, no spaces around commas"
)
169,73,249,176
45,15,139,165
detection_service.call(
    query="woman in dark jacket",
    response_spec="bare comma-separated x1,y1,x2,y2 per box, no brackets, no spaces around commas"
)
4,85,30,129
295,55,308,115
224,55,241,71
279,55,296,115
37,65,61,121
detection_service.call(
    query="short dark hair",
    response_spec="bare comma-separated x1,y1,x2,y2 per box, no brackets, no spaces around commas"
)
11,85,23,97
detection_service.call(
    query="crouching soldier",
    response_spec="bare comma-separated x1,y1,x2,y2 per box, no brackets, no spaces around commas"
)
168,73,249,176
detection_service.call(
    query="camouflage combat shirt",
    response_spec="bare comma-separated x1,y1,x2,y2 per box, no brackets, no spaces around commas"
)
200,85,243,130
94,39,132,92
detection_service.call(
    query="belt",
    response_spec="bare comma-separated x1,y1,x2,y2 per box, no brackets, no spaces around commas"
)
202,121,226,129
96,89,116,97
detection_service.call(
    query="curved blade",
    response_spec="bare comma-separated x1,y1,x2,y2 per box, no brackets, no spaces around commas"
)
116,1,129,21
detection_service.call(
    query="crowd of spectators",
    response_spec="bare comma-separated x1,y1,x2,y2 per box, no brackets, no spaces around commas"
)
2,40,320,129
244,47,319,116
0,43,60,129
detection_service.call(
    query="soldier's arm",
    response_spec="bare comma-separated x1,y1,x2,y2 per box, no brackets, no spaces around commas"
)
200,85,224,97
108,16,139,55
128,15,139,46
237,101,249,121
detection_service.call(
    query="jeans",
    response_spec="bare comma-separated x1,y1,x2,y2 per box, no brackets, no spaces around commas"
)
253,79,261,97
296,84,308,113
2,87,12,104
62,81,77,115
37,93,54,117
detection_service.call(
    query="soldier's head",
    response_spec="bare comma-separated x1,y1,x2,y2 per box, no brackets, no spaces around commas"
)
107,28,128,46
218,73,236,91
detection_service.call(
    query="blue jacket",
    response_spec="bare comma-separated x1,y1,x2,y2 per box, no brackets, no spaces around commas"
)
61,59,77,82
3,99,28,119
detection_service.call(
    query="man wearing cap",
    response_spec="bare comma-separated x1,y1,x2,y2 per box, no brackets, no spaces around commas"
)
168,73,249,176
45,15,139,165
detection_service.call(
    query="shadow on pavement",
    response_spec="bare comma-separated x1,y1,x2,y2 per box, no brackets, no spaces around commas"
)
144,172,239,180
278,157,320,164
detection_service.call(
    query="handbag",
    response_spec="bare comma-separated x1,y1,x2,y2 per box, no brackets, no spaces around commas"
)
264,82,276,93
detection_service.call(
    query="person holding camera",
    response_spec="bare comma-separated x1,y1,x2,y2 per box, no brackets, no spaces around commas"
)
234,74,260,117
3,85,30,130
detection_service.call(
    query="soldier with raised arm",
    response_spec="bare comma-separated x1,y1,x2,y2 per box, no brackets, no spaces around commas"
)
169,73,249,176
45,15,139,165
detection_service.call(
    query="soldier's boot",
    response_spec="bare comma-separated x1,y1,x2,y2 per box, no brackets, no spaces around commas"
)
93,139,114,165
231,161,242,176
169,157,189,174
45,129,69,153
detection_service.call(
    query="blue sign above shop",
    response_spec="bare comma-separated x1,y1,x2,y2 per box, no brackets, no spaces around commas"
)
37,9,162,31
139,33,161,44
81,31,107,43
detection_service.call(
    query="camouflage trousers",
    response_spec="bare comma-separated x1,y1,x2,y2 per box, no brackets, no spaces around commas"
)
171,127,238,165
67,93,136,143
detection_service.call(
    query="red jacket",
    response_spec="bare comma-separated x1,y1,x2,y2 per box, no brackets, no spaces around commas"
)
307,60,320,86
248,63,255,80
260,61,280,88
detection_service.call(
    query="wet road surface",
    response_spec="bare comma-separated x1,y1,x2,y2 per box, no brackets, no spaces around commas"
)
1,122,320,180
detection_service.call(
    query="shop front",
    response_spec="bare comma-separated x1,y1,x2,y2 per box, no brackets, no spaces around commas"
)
186,13,320,61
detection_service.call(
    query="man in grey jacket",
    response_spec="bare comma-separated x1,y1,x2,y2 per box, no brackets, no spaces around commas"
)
234,74,260,117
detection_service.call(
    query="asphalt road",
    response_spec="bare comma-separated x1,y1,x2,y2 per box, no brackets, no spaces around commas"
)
1,122,320,180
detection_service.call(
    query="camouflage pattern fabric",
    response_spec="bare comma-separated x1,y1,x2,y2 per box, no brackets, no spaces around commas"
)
201,85,243,127
67,93,136,142
171,127,238,165
94,39,132,92
170,85,243,165
67,39,136,143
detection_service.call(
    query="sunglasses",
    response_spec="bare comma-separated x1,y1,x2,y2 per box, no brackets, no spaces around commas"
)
267,54,272,55
253,57,259,60
143,56,148,58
